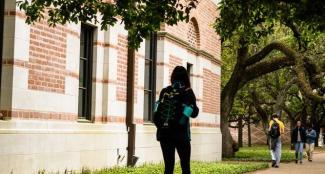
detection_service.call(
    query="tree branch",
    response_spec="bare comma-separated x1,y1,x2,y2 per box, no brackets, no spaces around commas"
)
241,56,294,86
244,42,287,66
242,41,325,102
283,19,307,51
251,90,269,122
274,77,297,114
294,57,325,103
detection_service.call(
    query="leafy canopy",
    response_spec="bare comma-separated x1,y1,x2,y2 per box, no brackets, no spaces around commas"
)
215,0,325,44
18,0,198,48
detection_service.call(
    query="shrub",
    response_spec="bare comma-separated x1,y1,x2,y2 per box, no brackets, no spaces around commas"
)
226,145,295,162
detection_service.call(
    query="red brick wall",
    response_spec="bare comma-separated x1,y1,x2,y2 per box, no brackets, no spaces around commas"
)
169,55,183,78
117,35,128,101
28,21,67,93
116,35,138,102
162,0,220,59
203,69,220,114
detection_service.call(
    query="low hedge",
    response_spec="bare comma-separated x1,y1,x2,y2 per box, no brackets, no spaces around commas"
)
90,161,268,174
225,146,295,162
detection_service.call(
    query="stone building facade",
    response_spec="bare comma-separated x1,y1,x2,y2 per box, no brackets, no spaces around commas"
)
0,0,222,173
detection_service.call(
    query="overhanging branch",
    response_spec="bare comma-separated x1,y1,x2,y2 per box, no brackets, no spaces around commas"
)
244,42,287,66
241,56,294,86
241,41,325,102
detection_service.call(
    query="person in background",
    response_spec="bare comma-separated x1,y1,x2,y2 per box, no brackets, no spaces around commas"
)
291,120,306,164
268,113,285,168
305,124,317,162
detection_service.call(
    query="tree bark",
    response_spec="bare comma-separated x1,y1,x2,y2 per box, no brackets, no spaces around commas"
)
274,77,297,115
247,111,252,147
221,45,248,157
238,115,243,147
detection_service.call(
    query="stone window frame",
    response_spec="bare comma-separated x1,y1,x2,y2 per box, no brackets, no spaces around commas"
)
143,32,157,122
0,0,4,101
78,23,95,121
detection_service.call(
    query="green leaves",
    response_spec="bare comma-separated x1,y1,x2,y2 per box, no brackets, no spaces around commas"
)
17,0,198,49
214,0,325,44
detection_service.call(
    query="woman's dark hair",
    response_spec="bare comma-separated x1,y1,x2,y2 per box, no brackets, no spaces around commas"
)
271,113,278,119
171,66,191,88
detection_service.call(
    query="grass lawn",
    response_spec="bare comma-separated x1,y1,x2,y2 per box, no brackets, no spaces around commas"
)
225,145,295,162
80,161,268,174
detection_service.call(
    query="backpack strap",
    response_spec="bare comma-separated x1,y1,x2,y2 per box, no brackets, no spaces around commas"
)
185,87,191,91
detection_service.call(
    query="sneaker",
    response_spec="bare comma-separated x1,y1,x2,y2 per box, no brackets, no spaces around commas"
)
300,161,302,164
275,165,279,168
295,160,298,164
272,160,276,167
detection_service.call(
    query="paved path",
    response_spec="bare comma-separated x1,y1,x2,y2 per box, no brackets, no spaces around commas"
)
252,152,325,174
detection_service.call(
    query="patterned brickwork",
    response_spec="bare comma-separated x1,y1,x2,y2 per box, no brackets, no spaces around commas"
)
116,35,138,102
202,69,220,114
169,55,183,77
28,21,67,93
162,0,220,59
187,18,200,48
0,109,77,121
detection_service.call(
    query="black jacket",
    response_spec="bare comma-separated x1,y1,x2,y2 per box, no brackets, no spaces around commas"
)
291,127,306,143
155,86,199,141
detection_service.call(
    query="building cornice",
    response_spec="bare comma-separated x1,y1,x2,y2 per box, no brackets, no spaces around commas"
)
157,31,222,66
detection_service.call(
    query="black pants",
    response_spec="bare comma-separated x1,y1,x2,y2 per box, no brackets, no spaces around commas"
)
160,139,191,174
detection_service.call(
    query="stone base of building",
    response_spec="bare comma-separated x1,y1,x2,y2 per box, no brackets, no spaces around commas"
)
0,120,221,174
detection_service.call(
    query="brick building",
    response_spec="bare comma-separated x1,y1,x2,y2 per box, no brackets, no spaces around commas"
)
0,0,222,173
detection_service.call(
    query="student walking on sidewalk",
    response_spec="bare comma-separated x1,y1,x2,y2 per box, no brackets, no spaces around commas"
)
268,114,285,168
291,120,306,164
305,124,317,162
154,66,199,174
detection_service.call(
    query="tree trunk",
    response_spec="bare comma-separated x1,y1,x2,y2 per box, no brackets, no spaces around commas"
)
290,116,296,150
238,115,243,147
221,97,236,157
221,45,248,158
248,116,252,147
262,121,269,145
301,106,307,126
248,105,253,147
221,77,243,157
221,72,245,156
311,102,319,147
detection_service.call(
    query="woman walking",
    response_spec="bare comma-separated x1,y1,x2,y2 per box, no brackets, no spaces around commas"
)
291,121,306,164
154,66,199,174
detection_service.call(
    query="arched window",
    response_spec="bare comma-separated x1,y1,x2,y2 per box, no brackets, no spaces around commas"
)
187,18,200,49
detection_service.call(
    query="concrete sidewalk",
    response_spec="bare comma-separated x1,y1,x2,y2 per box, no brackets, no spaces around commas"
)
252,152,325,174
